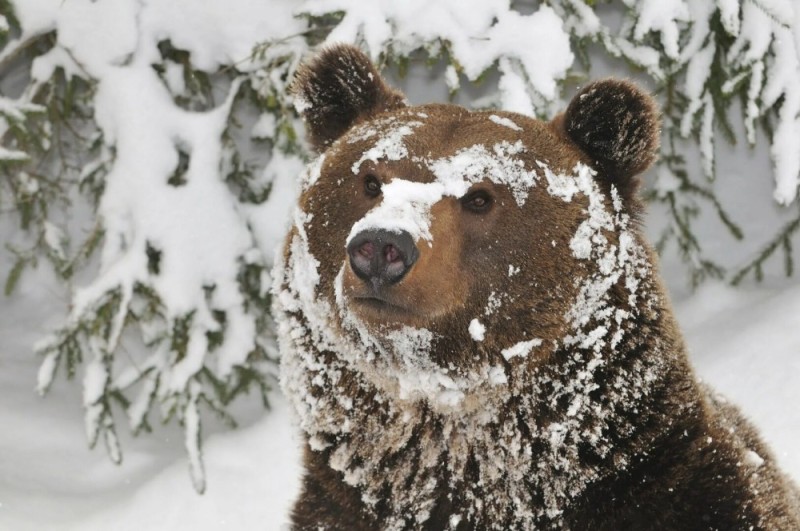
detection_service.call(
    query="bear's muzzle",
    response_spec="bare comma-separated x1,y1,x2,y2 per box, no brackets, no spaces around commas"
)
347,229,419,291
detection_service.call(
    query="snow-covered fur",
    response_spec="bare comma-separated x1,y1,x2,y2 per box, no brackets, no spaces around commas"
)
275,44,800,530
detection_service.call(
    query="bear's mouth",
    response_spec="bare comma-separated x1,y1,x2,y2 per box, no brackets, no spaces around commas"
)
352,295,411,315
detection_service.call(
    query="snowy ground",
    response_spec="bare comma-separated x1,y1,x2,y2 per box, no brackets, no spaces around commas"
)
0,268,303,531
1,264,798,530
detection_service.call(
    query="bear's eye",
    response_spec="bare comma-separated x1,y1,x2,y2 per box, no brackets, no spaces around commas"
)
461,190,493,213
364,174,382,198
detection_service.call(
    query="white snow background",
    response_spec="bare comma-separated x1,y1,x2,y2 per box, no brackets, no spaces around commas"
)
1,0,799,529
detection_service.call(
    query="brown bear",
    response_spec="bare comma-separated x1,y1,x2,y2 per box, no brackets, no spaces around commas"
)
274,44,800,530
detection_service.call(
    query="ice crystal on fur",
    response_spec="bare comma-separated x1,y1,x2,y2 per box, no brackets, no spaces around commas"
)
468,319,486,341
427,140,537,206
501,339,543,361
350,117,424,174
489,114,522,131
346,179,453,243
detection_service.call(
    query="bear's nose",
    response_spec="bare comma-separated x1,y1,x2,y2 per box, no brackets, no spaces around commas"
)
347,229,419,286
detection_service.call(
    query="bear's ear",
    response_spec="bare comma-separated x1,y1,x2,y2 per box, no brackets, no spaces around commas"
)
562,79,660,196
291,44,407,152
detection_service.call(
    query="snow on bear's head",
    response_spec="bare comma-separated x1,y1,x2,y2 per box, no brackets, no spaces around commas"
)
277,44,661,410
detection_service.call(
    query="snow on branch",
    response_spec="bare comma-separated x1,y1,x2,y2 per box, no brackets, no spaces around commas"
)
299,0,575,116
3,0,308,491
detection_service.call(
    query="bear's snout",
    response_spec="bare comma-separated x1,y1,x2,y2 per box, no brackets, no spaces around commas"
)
347,229,419,288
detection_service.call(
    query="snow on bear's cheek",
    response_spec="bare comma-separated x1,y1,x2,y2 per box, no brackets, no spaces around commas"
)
540,162,653,354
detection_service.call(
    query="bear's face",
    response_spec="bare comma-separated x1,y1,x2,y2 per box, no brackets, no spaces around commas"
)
301,106,590,353
281,44,660,408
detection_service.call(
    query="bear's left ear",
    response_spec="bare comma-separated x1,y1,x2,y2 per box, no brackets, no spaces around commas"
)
562,79,660,196
291,44,407,152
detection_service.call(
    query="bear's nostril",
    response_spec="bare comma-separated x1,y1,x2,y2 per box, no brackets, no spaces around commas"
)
347,229,418,286
358,241,375,260
384,244,400,263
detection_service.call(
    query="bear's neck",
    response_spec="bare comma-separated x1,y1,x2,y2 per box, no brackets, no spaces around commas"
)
280,298,692,529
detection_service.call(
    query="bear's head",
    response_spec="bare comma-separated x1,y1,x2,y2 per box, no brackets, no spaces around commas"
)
277,44,661,413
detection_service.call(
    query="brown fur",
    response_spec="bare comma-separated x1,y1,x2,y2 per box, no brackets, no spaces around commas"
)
276,45,800,530
563,78,660,201
292,44,407,151
341,192,471,328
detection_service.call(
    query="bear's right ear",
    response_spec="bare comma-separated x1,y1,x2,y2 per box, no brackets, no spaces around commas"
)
561,79,660,200
291,44,407,152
